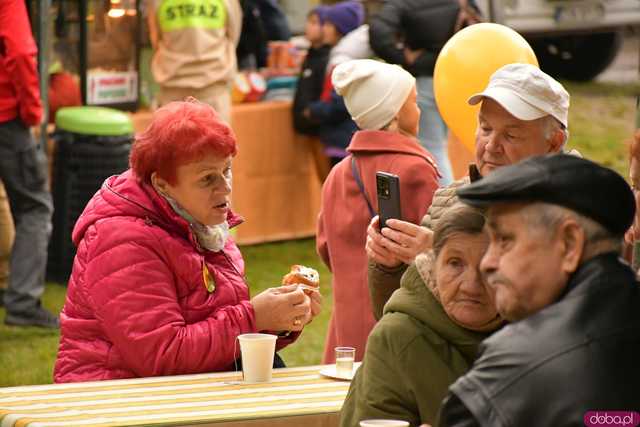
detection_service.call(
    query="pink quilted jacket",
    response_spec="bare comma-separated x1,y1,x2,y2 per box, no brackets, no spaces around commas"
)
54,170,296,383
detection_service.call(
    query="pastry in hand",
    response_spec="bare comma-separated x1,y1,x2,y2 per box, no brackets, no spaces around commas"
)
282,265,320,295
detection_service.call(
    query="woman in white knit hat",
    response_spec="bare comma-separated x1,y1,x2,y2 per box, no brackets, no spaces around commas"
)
316,59,440,365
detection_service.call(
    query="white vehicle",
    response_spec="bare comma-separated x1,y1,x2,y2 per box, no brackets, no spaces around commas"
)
475,0,640,80
281,0,639,81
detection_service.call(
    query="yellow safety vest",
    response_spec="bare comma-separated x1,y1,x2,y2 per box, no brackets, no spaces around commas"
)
158,0,226,32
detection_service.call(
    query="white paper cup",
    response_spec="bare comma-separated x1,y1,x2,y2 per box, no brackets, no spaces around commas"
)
359,420,410,427
238,333,277,383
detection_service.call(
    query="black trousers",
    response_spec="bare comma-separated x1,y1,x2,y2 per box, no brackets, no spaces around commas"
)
0,118,53,314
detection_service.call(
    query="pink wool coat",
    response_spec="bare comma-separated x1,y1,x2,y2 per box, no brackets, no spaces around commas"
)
54,171,296,383
317,130,439,363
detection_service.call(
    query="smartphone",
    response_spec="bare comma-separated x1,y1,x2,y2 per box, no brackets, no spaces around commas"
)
376,171,401,230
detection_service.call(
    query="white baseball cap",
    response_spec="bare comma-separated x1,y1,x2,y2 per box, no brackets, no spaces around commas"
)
468,63,570,128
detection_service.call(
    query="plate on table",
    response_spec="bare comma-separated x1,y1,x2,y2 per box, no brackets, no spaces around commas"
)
319,362,361,381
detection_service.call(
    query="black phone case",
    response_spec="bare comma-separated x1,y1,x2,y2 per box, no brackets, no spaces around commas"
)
376,172,401,230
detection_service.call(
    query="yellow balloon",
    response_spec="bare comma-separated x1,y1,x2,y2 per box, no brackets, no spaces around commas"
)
434,23,538,152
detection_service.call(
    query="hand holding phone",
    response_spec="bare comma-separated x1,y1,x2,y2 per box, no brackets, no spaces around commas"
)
376,171,401,230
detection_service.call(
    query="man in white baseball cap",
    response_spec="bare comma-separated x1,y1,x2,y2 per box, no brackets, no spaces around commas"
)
468,63,569,128
467,62,570,177
366,62,572,320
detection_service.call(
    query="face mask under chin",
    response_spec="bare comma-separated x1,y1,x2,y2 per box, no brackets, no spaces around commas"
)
154,184,230,252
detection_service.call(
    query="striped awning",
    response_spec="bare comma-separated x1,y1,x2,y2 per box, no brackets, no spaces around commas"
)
0,365,354,427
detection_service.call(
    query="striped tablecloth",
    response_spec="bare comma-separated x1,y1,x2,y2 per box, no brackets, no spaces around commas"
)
0,364,357,427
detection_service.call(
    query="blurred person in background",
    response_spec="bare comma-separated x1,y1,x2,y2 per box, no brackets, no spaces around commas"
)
0,181,14,305
369,0,482,185
47,60,81,124
0,0,57,328
305,0,372,167
147,0,242,123
236,0,291,70
54,100,322,382
292,5,330,136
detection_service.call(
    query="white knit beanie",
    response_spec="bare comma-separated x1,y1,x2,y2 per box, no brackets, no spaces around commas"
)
332,59,416,130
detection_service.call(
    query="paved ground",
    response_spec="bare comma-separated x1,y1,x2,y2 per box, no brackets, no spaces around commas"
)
597,30,639,83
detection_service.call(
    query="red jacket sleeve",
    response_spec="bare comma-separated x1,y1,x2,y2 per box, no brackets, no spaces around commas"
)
0,0,42,126
86,227,257,377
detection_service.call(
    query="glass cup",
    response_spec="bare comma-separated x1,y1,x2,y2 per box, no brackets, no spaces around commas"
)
335,346,355,378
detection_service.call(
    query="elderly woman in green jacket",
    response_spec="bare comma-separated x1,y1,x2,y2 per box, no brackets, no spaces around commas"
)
340,203,503,427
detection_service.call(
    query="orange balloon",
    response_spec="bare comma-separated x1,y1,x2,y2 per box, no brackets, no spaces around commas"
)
434,23,538,152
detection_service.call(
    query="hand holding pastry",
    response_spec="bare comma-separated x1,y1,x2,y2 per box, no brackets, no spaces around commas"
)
251,284,310,332
282,265,320,295
281,265,323,324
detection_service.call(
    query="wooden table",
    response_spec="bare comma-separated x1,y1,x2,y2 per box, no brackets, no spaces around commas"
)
0,365,354,427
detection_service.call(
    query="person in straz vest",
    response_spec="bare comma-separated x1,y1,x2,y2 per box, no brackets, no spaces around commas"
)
148,0,242,123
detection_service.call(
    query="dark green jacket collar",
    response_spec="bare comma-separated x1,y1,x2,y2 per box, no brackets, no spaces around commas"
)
384,265,488,364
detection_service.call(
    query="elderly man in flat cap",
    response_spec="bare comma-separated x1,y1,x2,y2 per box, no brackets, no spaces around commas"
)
366,63,572,319
435,154,640,427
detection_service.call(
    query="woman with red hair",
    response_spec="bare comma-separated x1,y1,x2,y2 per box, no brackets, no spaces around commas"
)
54,99,322,382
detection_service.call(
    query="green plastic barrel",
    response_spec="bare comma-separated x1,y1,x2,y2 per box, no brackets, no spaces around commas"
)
55,106,133,136
47,106,133,283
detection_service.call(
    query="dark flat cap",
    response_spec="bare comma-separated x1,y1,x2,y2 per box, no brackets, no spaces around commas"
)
457,154,635,235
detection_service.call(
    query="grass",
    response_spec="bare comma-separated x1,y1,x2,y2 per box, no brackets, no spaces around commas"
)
562,80,638,177
241,240,333,366
0,79,638,387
